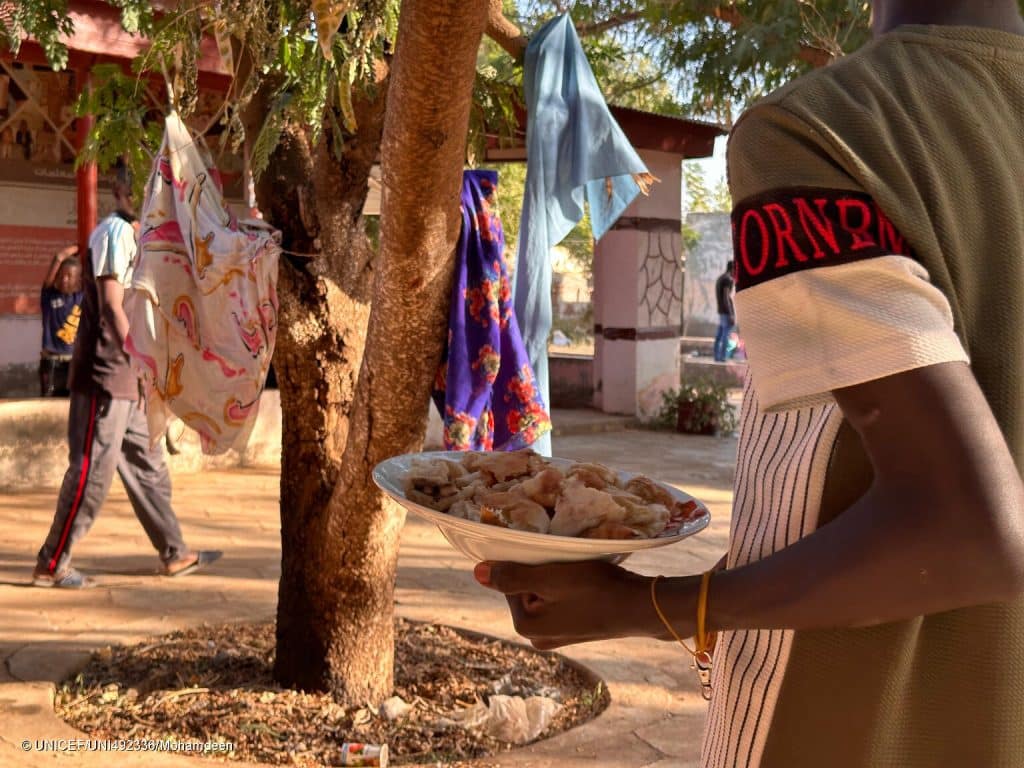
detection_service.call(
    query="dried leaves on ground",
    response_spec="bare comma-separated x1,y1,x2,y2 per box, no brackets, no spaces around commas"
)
56,618,609,766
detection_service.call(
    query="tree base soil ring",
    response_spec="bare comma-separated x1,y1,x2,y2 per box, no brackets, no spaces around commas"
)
56,618,610,766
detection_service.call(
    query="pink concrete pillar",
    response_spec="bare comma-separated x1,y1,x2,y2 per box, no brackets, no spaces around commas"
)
592,150,684,418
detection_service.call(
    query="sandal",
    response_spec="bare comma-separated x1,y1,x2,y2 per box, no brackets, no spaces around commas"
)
163,550,223,577
32,566,96,589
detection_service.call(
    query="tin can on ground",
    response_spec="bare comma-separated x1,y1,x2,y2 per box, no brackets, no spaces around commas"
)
340,742,389,767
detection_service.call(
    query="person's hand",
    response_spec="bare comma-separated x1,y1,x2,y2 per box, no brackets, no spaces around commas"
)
474,560,689,650
57,245,78,260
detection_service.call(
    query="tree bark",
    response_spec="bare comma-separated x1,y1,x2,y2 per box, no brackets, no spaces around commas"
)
486,0,528,61
310,0,489,704
267,125,374,692
262,0,488,703
243,76,391,694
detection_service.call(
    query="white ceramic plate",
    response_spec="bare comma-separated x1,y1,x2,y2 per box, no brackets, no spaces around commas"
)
373,451,711,565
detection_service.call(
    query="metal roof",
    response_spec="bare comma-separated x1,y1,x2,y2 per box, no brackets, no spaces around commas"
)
484,104,725,163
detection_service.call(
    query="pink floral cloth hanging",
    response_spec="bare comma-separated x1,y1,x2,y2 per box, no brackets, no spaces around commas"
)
125,112,280,454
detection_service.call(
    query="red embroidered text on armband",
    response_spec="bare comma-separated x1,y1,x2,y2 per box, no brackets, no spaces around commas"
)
730,188,914,290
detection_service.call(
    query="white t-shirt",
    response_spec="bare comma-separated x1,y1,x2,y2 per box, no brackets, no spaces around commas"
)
88,213,137,286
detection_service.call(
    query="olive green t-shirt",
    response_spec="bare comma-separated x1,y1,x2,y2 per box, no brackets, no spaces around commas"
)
705,25,1024,768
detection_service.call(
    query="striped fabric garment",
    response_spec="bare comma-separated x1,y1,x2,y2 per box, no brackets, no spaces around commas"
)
700,377,842,768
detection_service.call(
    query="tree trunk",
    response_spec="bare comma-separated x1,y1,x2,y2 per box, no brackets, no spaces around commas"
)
309,0,489,704
266,127,376,694
244,78,391,694
258,0,488,704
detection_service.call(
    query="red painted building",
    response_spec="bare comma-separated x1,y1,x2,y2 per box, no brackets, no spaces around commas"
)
0,1,230,392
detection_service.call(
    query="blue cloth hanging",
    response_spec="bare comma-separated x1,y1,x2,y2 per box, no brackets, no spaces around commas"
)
513,14,650,455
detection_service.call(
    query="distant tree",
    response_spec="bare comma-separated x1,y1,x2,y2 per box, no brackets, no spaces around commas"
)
513,0,866,119
516,0,1024,121
685,162,731,214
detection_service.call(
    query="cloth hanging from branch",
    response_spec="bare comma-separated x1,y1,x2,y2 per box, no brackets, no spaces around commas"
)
125,111,281,454
514,14,653,456
432,170,551,451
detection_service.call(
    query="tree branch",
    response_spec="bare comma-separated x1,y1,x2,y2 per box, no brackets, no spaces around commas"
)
606,70,669,101
485,0,527,62
576,10,645,37
795,43,835,67
576,2,837,68
711,5,743,27
483,0,836,74
714,5,835,67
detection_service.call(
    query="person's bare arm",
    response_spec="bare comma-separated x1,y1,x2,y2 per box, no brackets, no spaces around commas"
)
478,362,1024,647
42,245,78,289
96,276,130,349
700,361,1024,631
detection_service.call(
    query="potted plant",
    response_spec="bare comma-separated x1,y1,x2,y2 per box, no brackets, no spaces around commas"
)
655,378,738,436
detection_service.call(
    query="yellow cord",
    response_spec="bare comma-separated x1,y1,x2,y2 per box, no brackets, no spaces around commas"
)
650,575,697,657
652,573,716,699
651,572,716,656
696,570,713,655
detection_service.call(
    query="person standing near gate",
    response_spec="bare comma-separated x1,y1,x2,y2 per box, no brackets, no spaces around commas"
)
713,260,735,363
32,168,220,588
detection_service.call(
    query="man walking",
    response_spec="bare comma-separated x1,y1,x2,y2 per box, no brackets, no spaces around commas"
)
713,260,735,363
476,2,1024,767
33,169,220,588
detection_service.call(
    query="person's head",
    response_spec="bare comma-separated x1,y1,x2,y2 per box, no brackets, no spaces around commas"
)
725,260,735,275
871,1,1024,36
56,258,81,295
871,0,930,31
111,159,135,215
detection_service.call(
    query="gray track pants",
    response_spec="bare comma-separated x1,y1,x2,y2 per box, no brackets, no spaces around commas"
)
37,391,188,574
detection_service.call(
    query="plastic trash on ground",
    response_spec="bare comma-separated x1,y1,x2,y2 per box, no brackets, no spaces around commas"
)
439,694,562,745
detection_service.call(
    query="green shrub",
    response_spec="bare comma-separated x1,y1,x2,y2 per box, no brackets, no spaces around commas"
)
654,378,738,436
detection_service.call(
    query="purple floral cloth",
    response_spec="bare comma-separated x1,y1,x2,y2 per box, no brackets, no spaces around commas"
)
432,170,551,451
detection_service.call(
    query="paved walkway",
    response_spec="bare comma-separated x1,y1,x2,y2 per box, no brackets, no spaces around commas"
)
0,427,737,768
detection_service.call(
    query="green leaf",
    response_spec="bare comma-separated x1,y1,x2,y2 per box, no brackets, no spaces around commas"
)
73,63,163,201
121,7,140,34
336,57,358,133
250,92,291,181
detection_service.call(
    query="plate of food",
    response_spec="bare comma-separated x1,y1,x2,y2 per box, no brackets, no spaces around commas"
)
373,449,710,565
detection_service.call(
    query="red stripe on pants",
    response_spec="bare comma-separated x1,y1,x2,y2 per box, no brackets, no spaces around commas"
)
48,393,99,573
